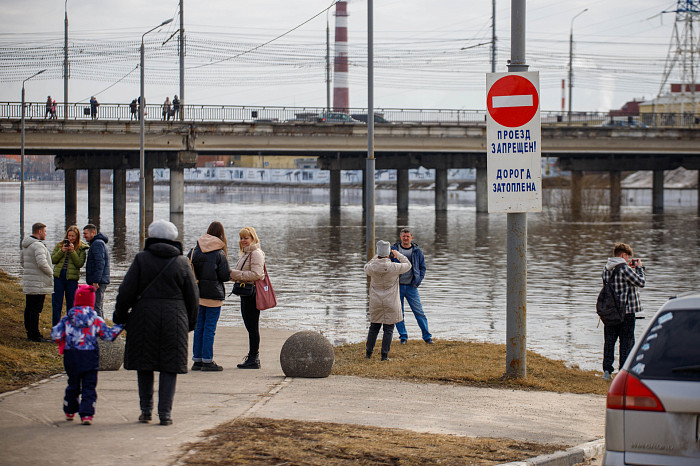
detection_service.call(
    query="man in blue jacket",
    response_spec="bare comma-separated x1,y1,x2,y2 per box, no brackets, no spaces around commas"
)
391,228,433,344
83,224,110,318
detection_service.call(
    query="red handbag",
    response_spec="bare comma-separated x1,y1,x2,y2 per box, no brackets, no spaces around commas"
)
255,264,277,310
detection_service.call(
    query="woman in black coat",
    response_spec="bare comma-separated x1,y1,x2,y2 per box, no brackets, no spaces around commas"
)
113,220,198,426
187,221,230,371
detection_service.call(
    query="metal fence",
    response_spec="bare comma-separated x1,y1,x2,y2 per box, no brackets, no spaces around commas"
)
0,101,697,127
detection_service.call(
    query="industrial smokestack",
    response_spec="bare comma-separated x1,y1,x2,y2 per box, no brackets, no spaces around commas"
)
333,0,349,113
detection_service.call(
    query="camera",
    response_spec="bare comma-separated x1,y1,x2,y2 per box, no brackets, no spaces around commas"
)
64,239,70,245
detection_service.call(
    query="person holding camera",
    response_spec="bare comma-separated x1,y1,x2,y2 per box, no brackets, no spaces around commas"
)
365,241,412,361
51,226,89,326
601,242,646,380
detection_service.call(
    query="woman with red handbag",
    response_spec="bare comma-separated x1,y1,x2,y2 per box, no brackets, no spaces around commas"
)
230,227,265,369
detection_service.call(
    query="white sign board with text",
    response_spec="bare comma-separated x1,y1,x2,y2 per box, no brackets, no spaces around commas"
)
486,72,542,213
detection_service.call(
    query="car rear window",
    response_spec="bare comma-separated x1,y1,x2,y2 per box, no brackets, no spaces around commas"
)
628,309,700,381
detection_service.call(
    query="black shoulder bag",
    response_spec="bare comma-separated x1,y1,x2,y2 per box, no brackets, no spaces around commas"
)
231,254,255,297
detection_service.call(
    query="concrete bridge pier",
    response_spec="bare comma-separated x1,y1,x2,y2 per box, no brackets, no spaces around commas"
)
397,168,409,213
652,170,664,214
609,170,621,216
170,168,185,240
475,167,488,213
145,168,154,228
87,169,101,229
113,169,126,230
435,168,448,212
64,169,77,229
330,169,341,211
570,170,583,218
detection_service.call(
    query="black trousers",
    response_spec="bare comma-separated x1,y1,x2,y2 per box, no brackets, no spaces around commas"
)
366,323,395,357
603,313,636,373
240,294,260,356
137,371,177,420
24,294,46,340
63,349,99,417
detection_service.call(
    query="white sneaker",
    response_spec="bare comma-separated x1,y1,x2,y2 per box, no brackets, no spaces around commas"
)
602,371,612,381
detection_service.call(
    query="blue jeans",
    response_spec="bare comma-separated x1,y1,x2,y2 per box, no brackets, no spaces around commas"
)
192,305,221,363
52,269,78,326
395,284,432,342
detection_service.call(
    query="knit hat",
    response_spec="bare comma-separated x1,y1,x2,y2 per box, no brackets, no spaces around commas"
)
74,284,96,308
148,219,178,241
376,240,391,258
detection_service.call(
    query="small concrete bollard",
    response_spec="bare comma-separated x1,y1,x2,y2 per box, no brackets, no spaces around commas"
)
280,330,334,378
98,336,125,371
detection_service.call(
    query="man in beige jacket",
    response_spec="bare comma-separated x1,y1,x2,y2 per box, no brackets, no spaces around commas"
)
364,240,412,361
22,222,54,342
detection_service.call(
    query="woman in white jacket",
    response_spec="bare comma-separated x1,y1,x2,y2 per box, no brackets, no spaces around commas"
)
364,240,411,361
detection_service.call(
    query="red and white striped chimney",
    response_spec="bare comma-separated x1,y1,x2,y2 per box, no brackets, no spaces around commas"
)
561,79,566,113
333,0,349,113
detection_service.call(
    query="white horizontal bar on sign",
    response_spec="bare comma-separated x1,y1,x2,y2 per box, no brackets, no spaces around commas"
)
492,94,533,108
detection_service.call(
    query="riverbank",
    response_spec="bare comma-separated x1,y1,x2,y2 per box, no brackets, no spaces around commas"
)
0,270,606,464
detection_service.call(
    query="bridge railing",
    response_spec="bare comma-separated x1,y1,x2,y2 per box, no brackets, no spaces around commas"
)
0,102,697,127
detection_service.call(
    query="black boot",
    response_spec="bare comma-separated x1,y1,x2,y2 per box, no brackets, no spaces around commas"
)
237,354,261,369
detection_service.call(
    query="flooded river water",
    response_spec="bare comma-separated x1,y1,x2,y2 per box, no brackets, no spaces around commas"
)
2,182,699,371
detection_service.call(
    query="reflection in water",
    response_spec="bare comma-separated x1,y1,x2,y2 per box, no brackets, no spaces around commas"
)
1,182,699,371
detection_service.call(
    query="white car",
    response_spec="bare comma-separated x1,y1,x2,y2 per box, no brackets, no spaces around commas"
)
604,292,700,465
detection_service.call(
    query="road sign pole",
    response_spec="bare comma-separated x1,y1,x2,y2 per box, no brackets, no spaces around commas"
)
506,0,528,379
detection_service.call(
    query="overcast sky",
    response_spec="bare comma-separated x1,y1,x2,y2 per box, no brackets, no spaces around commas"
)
0,0,685,112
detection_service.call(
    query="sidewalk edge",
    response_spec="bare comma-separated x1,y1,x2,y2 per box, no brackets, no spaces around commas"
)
497,438,605,466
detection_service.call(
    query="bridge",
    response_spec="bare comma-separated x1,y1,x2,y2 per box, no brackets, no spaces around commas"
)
1,102,699,231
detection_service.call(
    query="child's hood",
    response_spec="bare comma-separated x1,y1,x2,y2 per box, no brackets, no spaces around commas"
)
67,306,97,328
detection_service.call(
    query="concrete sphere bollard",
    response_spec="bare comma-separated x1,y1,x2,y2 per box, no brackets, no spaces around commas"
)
280,330,334,378
98,336,125,371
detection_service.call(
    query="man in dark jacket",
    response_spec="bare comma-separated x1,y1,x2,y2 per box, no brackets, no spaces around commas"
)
391,228,433,344
113,220,198,426
83,224,110,318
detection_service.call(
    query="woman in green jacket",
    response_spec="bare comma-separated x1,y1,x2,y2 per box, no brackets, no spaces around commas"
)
51,225,89,326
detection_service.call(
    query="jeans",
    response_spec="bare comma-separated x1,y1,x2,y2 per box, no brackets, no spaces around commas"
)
192,305,221,363
52,269,78,326
94,284,107,318
24,294,46,340
603,312,636,373
366,323,395,357
395,284,432,342
137,371,177,420
241,295,260,355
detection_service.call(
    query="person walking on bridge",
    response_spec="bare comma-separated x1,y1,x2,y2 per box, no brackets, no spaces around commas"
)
162,97,171,121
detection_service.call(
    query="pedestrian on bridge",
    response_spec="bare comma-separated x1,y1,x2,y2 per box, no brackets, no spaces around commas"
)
172,95,180,119
130,99,138,120
162,97,171,121
89,96,99,120
45,96,52,119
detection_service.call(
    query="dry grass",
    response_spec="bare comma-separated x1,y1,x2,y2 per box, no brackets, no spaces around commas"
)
333,339,610,395
0,269,62,393
178,417,562,465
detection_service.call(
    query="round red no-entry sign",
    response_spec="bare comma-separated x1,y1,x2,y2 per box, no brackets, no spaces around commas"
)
487,75,539,128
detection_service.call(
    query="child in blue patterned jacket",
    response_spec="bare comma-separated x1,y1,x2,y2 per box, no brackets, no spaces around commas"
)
51,284,123,425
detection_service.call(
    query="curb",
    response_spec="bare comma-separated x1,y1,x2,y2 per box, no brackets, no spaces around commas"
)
498,439,604,466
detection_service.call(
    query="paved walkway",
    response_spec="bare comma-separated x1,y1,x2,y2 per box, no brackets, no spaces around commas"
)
0,328,606,465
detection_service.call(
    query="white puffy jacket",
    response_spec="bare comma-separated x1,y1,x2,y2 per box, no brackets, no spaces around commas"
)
22,236,54,295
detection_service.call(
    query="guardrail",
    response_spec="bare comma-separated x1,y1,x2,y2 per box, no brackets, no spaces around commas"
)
0,102,697,127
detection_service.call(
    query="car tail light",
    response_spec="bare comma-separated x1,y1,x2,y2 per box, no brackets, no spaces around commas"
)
606,370,665,412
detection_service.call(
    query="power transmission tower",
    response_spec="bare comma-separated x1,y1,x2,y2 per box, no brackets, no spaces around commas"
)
656,0,700,121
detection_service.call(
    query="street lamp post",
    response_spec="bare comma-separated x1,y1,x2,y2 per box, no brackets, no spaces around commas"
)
140,18,173,250
20,69,46,252
568,8,587,124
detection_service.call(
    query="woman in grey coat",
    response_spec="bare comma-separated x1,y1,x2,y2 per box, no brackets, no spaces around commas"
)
364,240,411,361
113,220,198,426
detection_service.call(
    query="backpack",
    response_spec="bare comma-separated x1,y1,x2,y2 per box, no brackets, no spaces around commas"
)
596,264,625,326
